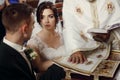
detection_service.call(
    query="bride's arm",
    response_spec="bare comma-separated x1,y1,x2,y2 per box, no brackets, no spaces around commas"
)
27,44,53,72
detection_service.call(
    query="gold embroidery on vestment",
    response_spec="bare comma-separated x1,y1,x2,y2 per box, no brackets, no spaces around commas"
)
75,5,83,16
80,31,88,42
106,1,115,14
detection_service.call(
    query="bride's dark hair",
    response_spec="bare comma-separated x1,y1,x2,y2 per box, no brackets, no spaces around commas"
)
36,1,58,25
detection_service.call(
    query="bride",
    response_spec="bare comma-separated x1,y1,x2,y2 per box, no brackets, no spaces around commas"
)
27,1,67,60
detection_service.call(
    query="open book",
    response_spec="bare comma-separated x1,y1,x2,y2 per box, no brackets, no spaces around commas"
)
87,23,120,34
53,56,102,76
53,43,111,76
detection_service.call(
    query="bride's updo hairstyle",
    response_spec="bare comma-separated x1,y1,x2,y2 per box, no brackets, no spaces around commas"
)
36,1,58,25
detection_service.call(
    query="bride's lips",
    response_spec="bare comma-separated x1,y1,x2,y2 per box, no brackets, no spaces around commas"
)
45,24,50,27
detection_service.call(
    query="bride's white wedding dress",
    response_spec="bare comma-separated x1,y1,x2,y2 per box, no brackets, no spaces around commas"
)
27,33,67,60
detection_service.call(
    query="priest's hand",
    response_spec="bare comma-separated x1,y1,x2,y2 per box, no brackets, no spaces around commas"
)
68,51,87,64
93,33,110,42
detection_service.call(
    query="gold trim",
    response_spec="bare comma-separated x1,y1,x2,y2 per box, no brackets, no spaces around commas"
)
90,1,99,28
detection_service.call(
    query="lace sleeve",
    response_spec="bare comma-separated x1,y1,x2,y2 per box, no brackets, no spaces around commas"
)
27,35,44,53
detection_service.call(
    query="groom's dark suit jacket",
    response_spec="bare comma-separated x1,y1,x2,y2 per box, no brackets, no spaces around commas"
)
0,42,36,80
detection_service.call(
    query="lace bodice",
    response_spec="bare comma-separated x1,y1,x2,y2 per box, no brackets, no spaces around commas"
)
27,33,67,60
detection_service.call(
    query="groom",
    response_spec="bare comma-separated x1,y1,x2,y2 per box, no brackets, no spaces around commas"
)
0,3,65,80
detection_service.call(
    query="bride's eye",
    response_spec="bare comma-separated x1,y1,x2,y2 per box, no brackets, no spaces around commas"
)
49,15,54,18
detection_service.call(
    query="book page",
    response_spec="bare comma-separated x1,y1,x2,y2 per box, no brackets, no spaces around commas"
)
85,42,111,60
87,28,108,34
87,23,120,34
107,23,120,31
92,60,120,77
53,56,102,75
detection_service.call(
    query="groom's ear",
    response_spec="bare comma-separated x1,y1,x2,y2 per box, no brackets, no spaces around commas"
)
20,23,29,34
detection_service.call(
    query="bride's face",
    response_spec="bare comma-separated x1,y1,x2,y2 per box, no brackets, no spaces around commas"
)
40,9,56,30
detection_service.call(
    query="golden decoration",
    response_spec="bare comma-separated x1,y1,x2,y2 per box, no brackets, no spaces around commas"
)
75,6,83,16
106,1,115,14
80,31,88,42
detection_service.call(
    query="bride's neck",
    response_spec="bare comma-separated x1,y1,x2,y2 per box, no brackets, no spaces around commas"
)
42,29,56,37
